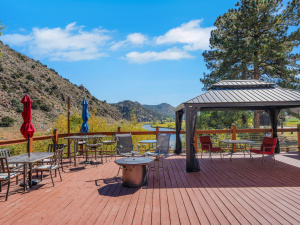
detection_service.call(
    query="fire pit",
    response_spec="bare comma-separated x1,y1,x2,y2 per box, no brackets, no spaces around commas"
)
115,157,153,187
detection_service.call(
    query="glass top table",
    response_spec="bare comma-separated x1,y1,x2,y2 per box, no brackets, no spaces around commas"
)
220,139,255,161
64,135,106,166
8,152,54,191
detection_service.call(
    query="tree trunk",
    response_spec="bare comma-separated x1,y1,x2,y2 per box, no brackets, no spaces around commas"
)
253,54,260,128
254,111,260,128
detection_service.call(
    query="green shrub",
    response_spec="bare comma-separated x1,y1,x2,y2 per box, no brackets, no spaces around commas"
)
46,78,51,82
52,85,58,90
31,101,39,110
31,65,35,69
40,103,51,112
26,74,34,81
1,116,14,127
17,53,25,60
38,83,44,89
0,64,4,72
2,84,8,91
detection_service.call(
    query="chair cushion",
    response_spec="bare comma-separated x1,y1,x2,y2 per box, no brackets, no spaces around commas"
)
86,143,101,148
250,148,273,155
35,165,58,170
0,172,20,180
211,147,222,152
199,136,213,150
144,152,158,157
102,141,116,144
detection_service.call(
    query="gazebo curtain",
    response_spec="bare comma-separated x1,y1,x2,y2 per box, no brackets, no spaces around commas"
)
186,107,200,172
175,109,184,155
267,109,280,153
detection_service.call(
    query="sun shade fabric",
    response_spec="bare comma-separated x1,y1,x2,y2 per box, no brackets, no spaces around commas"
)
186,107,200,172
175,110,184,155
81,98,89,134
20,95,35,139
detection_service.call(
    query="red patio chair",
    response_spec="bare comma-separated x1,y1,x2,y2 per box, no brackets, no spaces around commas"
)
250,137,277,165
199,136,223,159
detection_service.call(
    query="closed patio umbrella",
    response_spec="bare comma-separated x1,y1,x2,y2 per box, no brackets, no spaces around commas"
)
81,98,89,134
20,95,35,157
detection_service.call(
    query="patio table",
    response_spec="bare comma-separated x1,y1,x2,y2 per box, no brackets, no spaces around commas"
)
64,135,106,166
139,140,156,152
7,152,54,191
219,139,255,161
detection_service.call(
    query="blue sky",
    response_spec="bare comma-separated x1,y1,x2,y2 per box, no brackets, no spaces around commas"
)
0,0,268,106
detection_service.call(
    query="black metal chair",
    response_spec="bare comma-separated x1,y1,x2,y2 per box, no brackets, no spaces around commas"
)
116,133,139,157
0,157,22,201
102,134,116,160
115,133,139,176
34,149,63,187
42,144,65,172
144,133,171,181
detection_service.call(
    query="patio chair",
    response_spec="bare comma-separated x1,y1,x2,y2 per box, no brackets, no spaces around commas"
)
116,133,139,157
144,133,171,181
0,157,22,201
102,134,116,160
250,137,277,165
199,136,223,159
34,149,63,187
115,134,139,177
41,144,65,172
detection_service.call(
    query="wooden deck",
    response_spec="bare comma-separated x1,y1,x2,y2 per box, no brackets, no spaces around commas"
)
1,152,300,224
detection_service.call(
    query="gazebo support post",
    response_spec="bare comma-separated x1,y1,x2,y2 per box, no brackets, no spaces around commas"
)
175,109,184,155
267,108,281,153
185,105,200,172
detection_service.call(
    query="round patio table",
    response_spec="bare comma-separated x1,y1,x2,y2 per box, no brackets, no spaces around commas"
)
115,157,153,187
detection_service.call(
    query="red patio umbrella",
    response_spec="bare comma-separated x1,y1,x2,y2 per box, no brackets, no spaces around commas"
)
20,95,35,157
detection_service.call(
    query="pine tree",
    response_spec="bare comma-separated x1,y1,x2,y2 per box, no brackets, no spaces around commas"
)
201,0,300,127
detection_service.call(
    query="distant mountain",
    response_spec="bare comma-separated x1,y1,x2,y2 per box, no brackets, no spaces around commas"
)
0,41,122,127
112,100,169,122
142,103,175,118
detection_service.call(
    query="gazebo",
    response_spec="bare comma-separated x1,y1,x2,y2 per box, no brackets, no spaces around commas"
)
175,80,300,172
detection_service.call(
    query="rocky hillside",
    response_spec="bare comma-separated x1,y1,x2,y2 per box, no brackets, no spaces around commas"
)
0,41,122,127
142,103,175,118
112,100,170,122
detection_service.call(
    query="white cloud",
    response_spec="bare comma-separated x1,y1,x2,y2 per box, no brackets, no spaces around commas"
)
111,32,148,51
1,22,111,61
155,19,214,51
124,47,194,64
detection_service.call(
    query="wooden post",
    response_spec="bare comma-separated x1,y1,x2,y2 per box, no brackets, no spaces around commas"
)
156,126,159,139
117,127,121,134
29,137,33,152
67,96,71,157
297,124,300,151
53,129,58,144
232,124,237,152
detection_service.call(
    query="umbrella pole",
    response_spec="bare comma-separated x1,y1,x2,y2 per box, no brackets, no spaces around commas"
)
28,134,30,157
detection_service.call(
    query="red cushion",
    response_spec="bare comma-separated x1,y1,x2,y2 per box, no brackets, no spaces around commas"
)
199,136,213,150
251,137,277,155
211,147,222,152
260,137,277,154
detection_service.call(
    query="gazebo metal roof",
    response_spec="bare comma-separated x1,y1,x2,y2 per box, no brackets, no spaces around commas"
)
176,80,300,111
175,79,300,173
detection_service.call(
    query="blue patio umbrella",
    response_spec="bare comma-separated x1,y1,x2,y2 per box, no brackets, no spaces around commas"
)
81,98,89,134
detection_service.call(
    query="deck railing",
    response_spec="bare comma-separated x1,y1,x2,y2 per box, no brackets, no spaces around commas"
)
0,125,299,156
